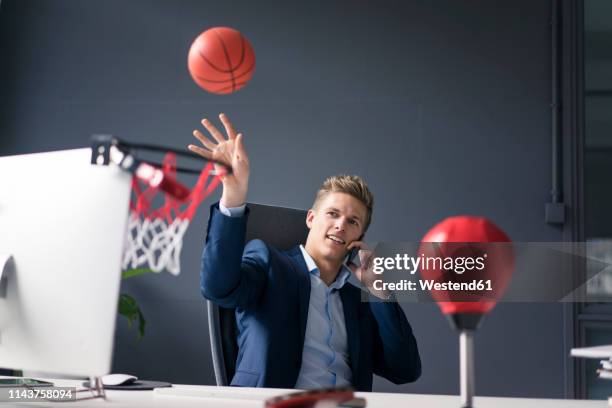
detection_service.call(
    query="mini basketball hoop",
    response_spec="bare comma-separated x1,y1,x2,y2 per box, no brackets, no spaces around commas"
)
121,153,223,275
90,135,226,276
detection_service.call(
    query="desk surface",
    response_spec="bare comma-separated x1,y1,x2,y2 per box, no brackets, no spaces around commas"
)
1,377,607,408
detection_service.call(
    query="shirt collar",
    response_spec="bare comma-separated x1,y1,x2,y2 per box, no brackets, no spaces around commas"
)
299,245,351,289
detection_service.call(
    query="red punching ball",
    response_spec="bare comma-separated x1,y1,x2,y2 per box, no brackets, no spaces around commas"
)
419,216,514,408
419,216,514,319
187,27,256,95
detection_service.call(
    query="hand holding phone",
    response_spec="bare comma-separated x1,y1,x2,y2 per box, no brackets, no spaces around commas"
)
347,246,360,265
346,234,365,266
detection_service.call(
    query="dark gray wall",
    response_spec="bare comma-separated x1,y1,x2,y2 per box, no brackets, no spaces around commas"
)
0,0,568,398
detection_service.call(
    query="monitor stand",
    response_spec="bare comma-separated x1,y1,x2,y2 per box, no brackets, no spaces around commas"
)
88,376,106,399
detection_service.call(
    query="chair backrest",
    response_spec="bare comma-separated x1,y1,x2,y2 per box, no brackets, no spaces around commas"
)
206,202,309,386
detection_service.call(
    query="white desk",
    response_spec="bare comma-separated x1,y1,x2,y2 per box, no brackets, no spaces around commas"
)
1,377,607,408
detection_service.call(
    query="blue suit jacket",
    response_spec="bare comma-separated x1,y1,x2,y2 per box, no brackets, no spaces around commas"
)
201,204,421,391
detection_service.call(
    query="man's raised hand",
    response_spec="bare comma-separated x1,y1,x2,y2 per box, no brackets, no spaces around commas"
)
347,242,390,300
188,113,250,208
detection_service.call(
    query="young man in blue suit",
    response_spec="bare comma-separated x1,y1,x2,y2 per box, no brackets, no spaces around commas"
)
189,113,421,391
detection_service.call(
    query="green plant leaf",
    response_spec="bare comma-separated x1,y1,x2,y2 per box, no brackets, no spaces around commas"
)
122,268,154,280
118,294,146,340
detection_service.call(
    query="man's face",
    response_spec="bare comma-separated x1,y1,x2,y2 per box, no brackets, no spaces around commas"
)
305,192,367,263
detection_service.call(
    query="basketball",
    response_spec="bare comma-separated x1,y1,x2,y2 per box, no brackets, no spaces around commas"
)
187,27,256,95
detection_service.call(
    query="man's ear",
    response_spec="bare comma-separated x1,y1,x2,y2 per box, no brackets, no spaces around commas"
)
306,209,314,229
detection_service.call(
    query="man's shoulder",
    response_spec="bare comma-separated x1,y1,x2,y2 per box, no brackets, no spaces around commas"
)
244,238,268,252
243,239,301,265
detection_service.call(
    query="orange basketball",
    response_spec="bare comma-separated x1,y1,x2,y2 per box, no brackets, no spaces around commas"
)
187,27,256,95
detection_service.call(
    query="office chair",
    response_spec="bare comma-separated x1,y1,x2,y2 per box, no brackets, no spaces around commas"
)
206,202,309,386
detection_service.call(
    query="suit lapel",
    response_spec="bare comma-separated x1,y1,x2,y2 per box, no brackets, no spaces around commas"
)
340,286,360,378
285,246,311,352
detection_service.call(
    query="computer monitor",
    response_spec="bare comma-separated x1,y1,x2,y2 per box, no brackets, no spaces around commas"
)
0,148,131,377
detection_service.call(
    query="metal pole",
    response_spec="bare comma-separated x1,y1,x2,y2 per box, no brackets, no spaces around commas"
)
545,0,566,225
460,330,475,408
551,0,561,204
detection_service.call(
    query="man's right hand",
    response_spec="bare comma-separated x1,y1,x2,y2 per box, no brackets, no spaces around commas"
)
188,113,250,208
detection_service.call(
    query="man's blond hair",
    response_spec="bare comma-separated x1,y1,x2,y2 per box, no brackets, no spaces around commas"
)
312,174,374,232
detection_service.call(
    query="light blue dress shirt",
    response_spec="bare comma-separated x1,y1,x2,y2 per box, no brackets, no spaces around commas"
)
294,245,352,389
219,203,353,388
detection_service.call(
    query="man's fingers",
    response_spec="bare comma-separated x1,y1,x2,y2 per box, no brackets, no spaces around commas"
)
192,130,217,151
360,251,374,270
219,113,237,140
347,241,366,251
188,144,213,160
201,118,226,143
234,133,246,159
354,268,363,282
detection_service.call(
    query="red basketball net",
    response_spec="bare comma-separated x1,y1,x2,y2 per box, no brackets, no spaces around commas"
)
122,153,222,275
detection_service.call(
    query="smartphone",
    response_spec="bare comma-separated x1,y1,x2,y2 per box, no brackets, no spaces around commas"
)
346,234,365,265
346,247,359,265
